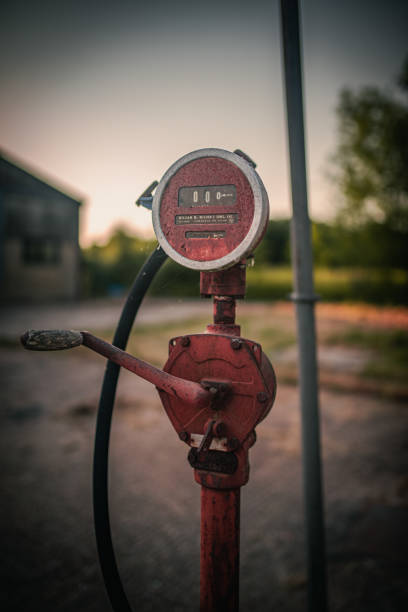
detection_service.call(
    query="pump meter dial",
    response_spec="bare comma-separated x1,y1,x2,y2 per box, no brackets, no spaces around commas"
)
152,148,269,271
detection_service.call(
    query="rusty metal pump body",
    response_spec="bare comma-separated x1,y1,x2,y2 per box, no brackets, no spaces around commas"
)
161,329,275,489
22,148,276,612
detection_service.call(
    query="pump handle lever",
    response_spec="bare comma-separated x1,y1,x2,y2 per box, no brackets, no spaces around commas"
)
21,329,213,409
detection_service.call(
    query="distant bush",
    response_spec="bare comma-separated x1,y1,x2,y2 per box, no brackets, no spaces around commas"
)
81,224,408,305
82,226,156,297
247,266,408,305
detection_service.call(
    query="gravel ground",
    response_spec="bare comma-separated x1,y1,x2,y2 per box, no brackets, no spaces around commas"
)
1,300,407,611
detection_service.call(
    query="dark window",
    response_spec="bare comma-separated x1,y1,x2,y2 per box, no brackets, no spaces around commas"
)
23,237,61,265
6,208,24,234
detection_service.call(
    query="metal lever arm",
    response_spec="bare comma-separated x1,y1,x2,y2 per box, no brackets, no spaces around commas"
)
21,329,212,408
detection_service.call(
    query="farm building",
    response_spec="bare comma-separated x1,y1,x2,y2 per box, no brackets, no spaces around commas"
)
0,151,83,301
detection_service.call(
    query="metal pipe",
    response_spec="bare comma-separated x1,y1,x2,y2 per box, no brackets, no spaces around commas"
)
279,1,328,610
200,487,240,612
200,280,241,611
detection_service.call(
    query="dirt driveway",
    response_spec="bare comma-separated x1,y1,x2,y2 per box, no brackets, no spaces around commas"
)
1,299,407,611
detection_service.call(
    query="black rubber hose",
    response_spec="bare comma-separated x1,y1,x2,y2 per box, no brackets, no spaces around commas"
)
93,245,168,612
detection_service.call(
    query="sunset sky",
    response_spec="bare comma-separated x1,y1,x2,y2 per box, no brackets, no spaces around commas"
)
1,0,407,245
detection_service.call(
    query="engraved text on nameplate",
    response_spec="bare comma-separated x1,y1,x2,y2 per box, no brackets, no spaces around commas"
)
185,231,226,239
175,213,238,225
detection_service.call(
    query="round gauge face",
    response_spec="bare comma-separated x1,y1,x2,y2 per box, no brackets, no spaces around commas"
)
152,149,269,271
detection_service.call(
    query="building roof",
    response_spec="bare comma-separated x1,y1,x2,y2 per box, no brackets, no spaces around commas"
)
0,150,84,205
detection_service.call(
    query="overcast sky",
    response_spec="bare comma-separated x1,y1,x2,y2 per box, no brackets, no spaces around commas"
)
1,0,407,245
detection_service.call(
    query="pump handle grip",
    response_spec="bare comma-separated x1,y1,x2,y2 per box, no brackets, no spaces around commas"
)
21,329,83,351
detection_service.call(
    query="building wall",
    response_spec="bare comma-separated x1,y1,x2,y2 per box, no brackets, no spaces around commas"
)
3,239,79,300
4,192,78,242
0,157,81,301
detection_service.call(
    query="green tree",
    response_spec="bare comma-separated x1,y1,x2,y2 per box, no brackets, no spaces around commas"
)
332,56,408,269
82,226,155,296
334,57,408,229
253,220,290,265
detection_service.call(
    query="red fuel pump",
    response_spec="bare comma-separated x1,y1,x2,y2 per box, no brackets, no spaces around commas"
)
21,149,276,612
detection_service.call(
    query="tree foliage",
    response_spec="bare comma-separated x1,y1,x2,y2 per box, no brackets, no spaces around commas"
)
253,219,290,265
81,222,292,297
82,226,155,296
80,222,407,304
334,57,408,232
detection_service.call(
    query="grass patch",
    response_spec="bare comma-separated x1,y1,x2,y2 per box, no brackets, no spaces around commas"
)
89,313,296,367
326,327,408,384
238,315,295,352
245,266,408,304
76,303,408,393
89,317,210,366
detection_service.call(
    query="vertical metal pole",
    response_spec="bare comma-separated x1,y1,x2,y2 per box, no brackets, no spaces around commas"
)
0,188,4,294
200,487,240,612
279,1,328,611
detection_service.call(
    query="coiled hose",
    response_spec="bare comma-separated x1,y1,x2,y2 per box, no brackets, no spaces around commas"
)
93,245,167,611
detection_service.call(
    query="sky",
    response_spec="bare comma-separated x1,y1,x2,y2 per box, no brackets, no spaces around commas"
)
1,0,407,246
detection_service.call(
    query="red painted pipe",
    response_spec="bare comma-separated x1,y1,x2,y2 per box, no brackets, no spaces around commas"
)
200,487,240,612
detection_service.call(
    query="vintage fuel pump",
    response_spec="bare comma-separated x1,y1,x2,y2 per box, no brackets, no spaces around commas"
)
21,148,276,612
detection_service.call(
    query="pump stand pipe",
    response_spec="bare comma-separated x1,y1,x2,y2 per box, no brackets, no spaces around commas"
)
201,291,241,612
198,267,245,612
200,487,240,612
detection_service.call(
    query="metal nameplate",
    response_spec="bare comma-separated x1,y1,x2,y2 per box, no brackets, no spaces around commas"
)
188,448,238,474
175,213,238,225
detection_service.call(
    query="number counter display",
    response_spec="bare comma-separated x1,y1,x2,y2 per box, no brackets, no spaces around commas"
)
152,149,269,271
178,185,237,207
